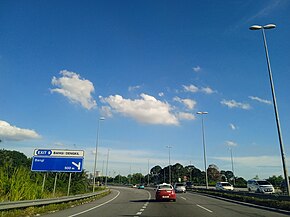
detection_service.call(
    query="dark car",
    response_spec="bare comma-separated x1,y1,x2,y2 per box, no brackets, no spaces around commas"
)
185,181,194,190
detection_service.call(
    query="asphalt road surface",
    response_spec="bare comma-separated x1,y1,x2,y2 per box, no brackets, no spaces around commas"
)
42,186,289,217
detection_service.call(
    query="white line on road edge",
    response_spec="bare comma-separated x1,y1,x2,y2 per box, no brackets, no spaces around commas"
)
196,204,213,213
135,190,151,216
68,190,121,217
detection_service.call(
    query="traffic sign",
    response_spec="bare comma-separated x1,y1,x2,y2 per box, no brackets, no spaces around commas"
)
31,156,83,172
34,149,84,158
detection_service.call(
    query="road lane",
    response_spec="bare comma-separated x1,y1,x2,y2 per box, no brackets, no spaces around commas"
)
42,186,150,217
183,191,290,217
142,189,289,217
41,187,289,217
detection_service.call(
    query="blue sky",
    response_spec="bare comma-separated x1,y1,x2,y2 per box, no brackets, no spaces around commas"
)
1,0,290,180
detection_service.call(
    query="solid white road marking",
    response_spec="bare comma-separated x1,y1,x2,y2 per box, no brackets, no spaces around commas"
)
68,190,120,217
136,212,142,215
196,204,213,213
181,196,186,200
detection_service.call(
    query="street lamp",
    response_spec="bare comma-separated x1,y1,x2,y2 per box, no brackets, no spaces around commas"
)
93,117,105,192
250,24,290,196
229,147,235,186
166,146,172,184
147,159,150,186
196,111,209,189
105,148,110,186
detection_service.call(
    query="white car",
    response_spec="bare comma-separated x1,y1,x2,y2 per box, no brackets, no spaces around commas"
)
215,182,234,191
247,180,275,194
174,183,186,193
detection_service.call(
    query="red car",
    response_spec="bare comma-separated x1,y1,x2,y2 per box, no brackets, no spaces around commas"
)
155,183,176,202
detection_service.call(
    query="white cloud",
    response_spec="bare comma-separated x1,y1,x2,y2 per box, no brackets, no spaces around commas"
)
128,85,141,91
0,120,41,141
178,112,195,120
100,106,113,118
50,70,96,110
201,87,216,94
249,96,271,105
158,92,164,97
173,97,196,110
221,99,251,110
183,84,216,95
102,93,179,125
225,140,238,147
183,84,199,93
229,123,237,130
192,66,201,72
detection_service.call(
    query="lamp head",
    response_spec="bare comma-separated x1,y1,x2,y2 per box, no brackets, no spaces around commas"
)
263,24,276,29
197,111,208,115
249,24,276,30
249,25,262,30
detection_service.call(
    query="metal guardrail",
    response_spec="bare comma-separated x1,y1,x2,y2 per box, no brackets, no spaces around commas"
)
0,189,110,211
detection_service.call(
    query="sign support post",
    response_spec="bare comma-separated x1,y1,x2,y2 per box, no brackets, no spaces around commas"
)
67,173,72,196
41,173,46,194
53,173,58,197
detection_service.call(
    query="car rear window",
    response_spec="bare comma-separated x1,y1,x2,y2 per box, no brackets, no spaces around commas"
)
221,183,231,186
158,185,172,190
257,181,271,185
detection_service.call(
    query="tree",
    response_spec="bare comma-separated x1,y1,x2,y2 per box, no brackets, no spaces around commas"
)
235,177,247,187
267,175,283,187
150,165,162,184
0,149,31,169
207,164,221,182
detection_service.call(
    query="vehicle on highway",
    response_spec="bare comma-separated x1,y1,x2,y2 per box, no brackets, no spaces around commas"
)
155,183,176,202
174,183,186,193
132,184,137,188
247,179,275,194
138,184,145,189
185,181,194,190
215,182,234,191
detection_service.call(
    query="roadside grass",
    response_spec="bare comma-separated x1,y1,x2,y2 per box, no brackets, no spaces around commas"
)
193,189,290,211
0,190,110,217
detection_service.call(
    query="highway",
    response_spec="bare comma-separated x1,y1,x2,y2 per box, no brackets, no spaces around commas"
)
42,186,289,217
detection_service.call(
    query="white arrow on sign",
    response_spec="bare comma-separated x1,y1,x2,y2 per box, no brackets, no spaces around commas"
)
72,162,81,170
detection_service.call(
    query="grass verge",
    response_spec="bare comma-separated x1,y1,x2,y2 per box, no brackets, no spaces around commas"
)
0,190,110,217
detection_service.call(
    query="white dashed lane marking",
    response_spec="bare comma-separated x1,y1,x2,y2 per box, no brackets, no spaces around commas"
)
135,190,151,216
196,204,213,213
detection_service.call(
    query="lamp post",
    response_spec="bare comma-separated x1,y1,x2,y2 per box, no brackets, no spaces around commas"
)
229,147,235,186
93,117,105,192
250,24,290,196
105,148,110,187
147,159,150,186
197,111,209,189
166,146,172,184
